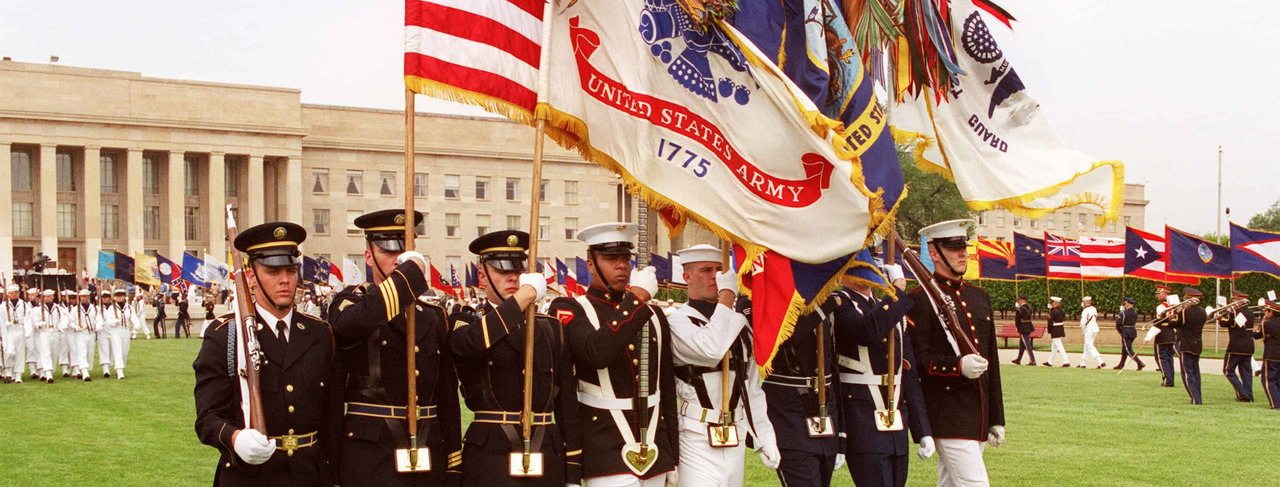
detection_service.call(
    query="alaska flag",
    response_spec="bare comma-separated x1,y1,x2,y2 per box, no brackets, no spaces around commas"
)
1014,233,1047,278
1168,226,1232,278
977,239,1019,281
114,251,135,284
181,252,208,288
575,257,591,289
1231,222,1280,278
650,253,671,289
97,251,115,281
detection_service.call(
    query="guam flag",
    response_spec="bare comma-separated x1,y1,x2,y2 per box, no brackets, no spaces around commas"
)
1231,222,1280,278
1167,226,1232,279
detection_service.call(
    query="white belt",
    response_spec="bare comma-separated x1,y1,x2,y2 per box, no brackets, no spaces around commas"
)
577,381,660,411
837,354,869,373
839,372,901,386
677,400,736,424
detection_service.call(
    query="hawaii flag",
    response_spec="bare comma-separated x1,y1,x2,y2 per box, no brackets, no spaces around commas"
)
1044,232,1081,279
890,0,1125,222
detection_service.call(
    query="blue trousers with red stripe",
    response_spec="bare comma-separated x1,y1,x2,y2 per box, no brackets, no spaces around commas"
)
1263,361,1280,410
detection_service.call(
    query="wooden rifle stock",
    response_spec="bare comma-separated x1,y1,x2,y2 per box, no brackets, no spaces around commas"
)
889,231,980,357
226,205,267,435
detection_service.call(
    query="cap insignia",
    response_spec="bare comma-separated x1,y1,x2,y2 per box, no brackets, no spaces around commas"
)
273,227,286,239
395,214,406,225
507,235,518,246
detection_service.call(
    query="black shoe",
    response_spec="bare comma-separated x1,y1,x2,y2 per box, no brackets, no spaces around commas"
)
1076,365,1086,369
1137,362,1146,371
1028,362,1038,366
104,372,111,379
1062,364,1071,368
84,376,92,382
1112,364,1124,370
1012,359,1022,365
62,372,70,378
1042,362,1052,366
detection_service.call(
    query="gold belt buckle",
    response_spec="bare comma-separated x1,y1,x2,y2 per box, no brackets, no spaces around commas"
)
280,435,300,456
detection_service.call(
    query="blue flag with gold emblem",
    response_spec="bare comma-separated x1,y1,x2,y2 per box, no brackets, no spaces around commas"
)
1014,232,1046,278
1168,226,1231,278
97,251,115,281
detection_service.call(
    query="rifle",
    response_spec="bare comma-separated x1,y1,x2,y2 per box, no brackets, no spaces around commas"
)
890,231,981,357
226,205,266,434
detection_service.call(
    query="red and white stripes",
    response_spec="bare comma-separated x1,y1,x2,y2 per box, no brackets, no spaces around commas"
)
1079,236,1123,278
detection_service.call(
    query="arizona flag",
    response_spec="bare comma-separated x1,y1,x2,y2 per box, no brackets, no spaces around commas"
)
1044,232,1081,279
977,239,1018,281
1124,226,1197,284
1231,222,1280,278
429,263,457,298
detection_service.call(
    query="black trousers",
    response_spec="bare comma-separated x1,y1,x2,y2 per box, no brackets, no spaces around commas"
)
174,317,190,338
846,452,908,487
1155,343,1176,386
1263,361,1280,409
777,448,836,487
1180,352,1202,405
1013,333,1036,363
1116,333,1143,367
1223,354,1253,400
152,316,167,338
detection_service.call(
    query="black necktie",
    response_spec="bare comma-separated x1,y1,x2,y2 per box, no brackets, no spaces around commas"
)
276,320,288,347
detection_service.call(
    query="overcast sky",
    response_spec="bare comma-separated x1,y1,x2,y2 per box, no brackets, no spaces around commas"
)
4,0,1276,236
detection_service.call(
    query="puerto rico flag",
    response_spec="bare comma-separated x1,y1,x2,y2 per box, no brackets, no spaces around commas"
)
1124,226,1197,284
1044,232,1081,279
1231,222,1280,278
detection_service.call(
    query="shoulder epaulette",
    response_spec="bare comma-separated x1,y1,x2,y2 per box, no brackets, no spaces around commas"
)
212,313,235,332
297,311,327,324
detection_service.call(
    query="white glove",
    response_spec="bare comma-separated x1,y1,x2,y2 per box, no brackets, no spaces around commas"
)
395,250,426,272
519,273,547,301
988,425,1005,448
833,453,845,472
629,267,658,299
759,442,781,469
917,436,936,460
664,470,678,487
959,354,988,379
566,484,580,487
1143,326,1159,344
883,264,904,282
233,429,276,465
715,271,739,296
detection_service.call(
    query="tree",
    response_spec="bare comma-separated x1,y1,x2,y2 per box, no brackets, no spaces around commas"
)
894,145,975,239
1247,198,1280,231
1200,233,1229,245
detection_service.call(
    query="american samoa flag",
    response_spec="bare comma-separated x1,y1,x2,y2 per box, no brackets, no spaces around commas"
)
1044,232,1081,279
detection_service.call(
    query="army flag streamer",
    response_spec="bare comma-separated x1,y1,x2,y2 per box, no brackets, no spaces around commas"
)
889,0,1124,221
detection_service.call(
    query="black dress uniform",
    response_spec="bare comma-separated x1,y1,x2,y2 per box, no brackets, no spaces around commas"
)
831,287,930,487
1114,300,1144,369
1255,304,1280,409
327,209,463,487
745,295,841,487
449,230,582,486
1012,300,1035,365
1222,298,1255,402
1167,288,1206,405
1153,290,1179,387
192,222,341,487
904,274,1004,443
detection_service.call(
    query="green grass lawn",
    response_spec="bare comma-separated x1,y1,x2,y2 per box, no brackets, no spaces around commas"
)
2,338,1277,486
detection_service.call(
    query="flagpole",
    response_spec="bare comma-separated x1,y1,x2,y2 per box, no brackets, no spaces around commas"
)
401,87,423,471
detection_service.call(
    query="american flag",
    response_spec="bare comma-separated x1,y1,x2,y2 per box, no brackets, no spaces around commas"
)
449,264,463,296
1045,232,1081,279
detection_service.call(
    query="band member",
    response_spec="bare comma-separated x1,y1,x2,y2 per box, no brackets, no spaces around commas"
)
666,244,778,487
1113,298,1144,370
1011,296,1035,366
100,289,133,380
327,209,462,486
833,261,933,487
1167,288,1206,405
1042,298,1069,367
1255,294,1280,409
546,223,679,487
449,230,581,486
1078,297,1105,369
2,284,30,383
1143,286,1179,387
193,222,341,486
1221,290,1255,402
905,219,1004,487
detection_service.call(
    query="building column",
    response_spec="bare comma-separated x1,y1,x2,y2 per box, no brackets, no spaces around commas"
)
38,145,57,259
83,146,102,277
285,156,303,224
208,152,226,263
246,155,264,227
125,149,144,256
168,150,185,260
0,141,11,272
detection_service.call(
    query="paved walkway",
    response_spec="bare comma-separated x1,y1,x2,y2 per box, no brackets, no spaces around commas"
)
995,347,1244,375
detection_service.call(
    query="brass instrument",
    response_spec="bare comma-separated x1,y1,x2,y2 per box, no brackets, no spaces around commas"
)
1209,298,1250,321
1150,297,1200,326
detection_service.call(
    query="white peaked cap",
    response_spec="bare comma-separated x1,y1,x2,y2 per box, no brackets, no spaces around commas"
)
1082,296,1092,301
676,244,722,266
1050,296,1062,303
919,219,976,240
576,222,638,247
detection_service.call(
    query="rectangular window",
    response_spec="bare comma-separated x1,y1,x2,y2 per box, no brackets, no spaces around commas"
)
565,217,578,240
313,209,330,235
184,207,200,240
1012,217,1021,228
1108,219,1117,232
414,173,427,197
102,205,119,239
977,211,987,225
565,181,579,205
416,213,427,236
1094,217,1103,232
996,212,1005,227
310,168,328,194
1061,213,1071,230
444,175,460,199
100,153,119,194
143,155,161,195
11,149,33,191
1030,218,1038,229
12,202,33,237
347,210,362,235
379,171,396,196
476,214,490,237
184,156,200,197
1047,217,1055,230
540,180,549,203
507,215,521,231
144,206,161,239
225,158,240,198
57,203,76,239
1124,216,1131,228
996,236,1006,242
538,216,550,240
1078,213,1087,232
346,171,363,195
475,177,490,200
446,213,460,237
57,152,76,192
506,178,520,201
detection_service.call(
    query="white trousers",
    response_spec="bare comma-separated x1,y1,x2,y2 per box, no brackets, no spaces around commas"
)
1047,338,1069,366
676,420,746,487
57,330,70,370
584,473,668,487
1081,330,1103,366
3,326,25,376
107,327,129,370
73,331,96,373
132,317,151,339
25,333,37,372
935,438,988,487
34,328,55,374
97,330,113,368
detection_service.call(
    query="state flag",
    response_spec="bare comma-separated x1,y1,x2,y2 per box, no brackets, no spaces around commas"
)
1044,232,1081,280
1014,233,1046,279
977,239,1018,281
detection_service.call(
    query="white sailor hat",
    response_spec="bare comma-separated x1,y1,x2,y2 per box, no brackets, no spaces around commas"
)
6,284,18,292
78,290,90,297
919,219,975,249
1082,296,1092,302
1050,296,1062,303
61,289,73,296
675,244,722,266
42,289,54,296
26,288,38,294
576,222,638,256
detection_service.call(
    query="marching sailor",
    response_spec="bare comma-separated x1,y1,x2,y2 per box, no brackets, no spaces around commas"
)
905,219,1004,487
1255,293,1280,409
1077,297,1105,369
327,209,463,487
2,284,30,383
832,260,933,487
666,244,778,487
64,289,98,381
1220,290,1255,402
449,230,583,486
1010,295,1035,366
24,288,39,379
1143,286,1179,387
193,221,342,486
1167,287,1206,405
57,289,73,378
26,289,62,383
1041,297,1069,367
99,289,133,380
1113,297,1144,370
546,223,679,487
